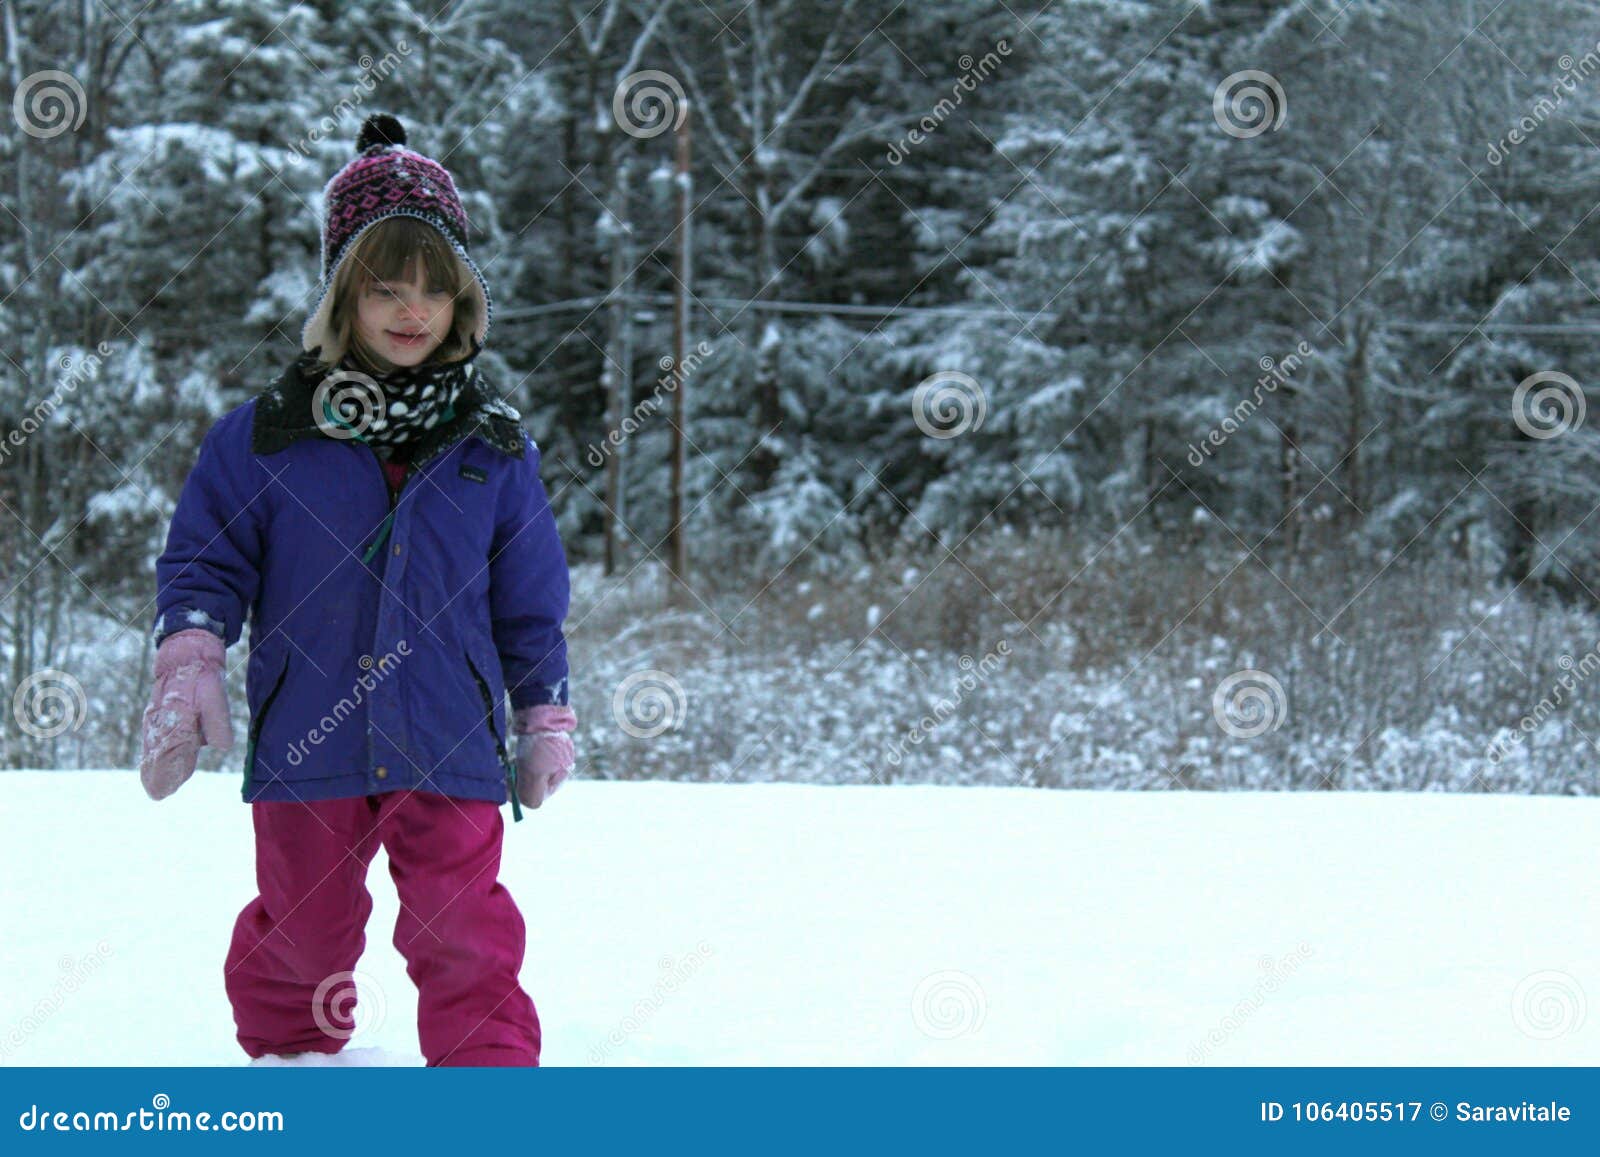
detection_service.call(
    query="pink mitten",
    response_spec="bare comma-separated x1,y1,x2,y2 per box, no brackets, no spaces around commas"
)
139,628,234,801
512,704,576,810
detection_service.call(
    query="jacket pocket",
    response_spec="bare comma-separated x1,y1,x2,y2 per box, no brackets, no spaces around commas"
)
464,647,514,781
243,649,289,801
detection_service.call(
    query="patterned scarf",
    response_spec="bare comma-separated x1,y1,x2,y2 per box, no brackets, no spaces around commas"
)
313,334,485,449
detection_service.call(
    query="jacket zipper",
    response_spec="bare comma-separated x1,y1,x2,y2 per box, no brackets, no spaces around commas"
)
336,409,500,809
327,395,456,563
362,444,406,564
320,394,410,563
466,649,522,822
242,659,290,802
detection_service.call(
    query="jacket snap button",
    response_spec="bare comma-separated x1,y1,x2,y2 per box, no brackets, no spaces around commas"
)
375,765,388,779
392,543,402,555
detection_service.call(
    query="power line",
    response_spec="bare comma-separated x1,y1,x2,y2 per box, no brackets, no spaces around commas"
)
498,292,1600,333
1379,322,1600,336
166,290,1600,338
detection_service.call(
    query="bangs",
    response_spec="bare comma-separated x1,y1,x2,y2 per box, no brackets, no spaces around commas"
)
347,216,465,294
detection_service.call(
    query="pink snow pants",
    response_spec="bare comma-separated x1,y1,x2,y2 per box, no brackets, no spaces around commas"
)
224,790,540,1066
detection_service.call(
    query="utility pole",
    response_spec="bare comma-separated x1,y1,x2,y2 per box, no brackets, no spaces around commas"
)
666,97,692,605
603,154,634,576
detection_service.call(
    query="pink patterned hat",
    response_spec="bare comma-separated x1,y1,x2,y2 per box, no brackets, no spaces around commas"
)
301,113,492,354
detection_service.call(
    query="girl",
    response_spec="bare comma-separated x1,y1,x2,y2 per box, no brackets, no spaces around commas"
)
136,114,576,1067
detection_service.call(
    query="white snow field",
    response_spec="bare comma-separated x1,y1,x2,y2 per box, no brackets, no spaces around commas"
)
1,771,1596,1067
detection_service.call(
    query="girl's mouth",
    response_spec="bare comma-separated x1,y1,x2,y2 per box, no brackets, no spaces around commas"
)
387,330,428,348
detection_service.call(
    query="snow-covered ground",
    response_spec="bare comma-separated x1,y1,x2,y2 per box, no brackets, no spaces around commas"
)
1,772,1595,1066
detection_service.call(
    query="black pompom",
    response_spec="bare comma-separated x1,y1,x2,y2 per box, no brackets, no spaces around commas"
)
356,113,406,154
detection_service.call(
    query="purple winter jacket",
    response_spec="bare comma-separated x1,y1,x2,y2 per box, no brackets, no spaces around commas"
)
151,356,570,811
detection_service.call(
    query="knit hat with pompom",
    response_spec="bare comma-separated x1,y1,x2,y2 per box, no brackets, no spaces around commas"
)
301,113,492,355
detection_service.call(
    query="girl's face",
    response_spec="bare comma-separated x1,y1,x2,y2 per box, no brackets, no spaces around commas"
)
353,259,455,370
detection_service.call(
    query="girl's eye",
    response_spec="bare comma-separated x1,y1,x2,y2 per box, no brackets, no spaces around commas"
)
427,287,449,297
